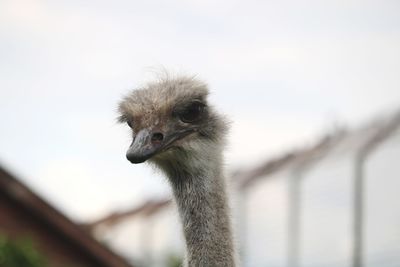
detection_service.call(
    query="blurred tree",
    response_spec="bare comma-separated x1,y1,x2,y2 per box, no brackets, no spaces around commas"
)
165,253,182,267
0,234,47,267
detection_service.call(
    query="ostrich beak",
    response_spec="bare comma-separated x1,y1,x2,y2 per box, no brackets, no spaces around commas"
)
126,127,196,164
126,129,162,164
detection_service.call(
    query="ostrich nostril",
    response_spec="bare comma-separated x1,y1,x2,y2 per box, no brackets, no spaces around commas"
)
151,132,164,143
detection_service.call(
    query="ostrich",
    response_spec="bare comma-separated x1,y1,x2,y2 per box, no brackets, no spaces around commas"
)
118,75,237,267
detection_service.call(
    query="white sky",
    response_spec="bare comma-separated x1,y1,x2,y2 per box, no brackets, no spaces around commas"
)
0,0,400,222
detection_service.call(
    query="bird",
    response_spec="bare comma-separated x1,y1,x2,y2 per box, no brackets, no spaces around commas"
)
118,74,237,267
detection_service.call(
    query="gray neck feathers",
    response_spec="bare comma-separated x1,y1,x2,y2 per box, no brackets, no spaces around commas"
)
154,145,237,267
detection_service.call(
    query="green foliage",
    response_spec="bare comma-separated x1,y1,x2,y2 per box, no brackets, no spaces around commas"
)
165,253,182,267
0,235,47,267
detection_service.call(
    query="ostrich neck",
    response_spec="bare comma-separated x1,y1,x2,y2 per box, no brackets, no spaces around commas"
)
167,155,236,267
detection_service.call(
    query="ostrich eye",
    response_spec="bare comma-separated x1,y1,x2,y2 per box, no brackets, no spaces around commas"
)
127,121,133,128
179,101,205,123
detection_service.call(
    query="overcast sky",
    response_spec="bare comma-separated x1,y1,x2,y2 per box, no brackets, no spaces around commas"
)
1,0,400,222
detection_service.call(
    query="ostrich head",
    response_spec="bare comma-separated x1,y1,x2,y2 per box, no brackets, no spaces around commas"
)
118,76,228,174
118,75,237,267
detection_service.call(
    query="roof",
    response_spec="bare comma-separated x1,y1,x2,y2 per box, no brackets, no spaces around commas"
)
0,165,135,267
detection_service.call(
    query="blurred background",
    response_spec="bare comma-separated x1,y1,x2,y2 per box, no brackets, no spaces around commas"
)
0,0,399,266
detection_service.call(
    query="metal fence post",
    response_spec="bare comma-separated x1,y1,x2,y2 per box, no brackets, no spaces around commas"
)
353,154,365,267
287,171,302,267
352,111,400,267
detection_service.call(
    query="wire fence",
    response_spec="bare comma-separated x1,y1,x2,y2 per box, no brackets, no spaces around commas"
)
236,110,400,267
90,109,400,267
